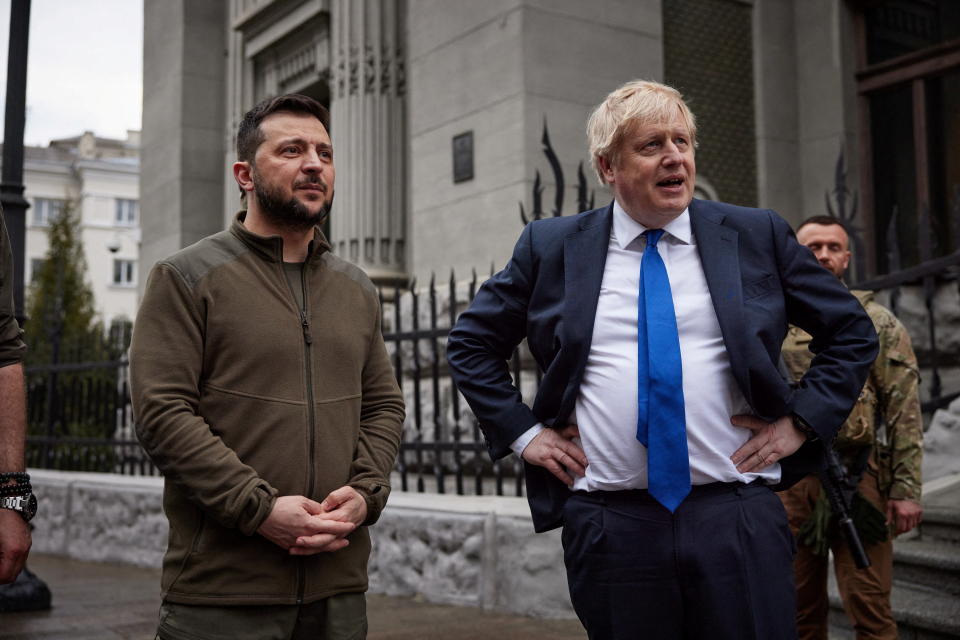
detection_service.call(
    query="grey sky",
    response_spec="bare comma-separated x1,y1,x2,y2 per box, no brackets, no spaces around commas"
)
0,0,142,147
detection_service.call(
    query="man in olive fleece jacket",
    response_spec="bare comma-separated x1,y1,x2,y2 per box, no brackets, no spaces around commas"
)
131,94,404,640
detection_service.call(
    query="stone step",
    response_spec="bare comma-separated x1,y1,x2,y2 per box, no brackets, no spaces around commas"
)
921,507,960,545
893,538,960,596
828,573,960,639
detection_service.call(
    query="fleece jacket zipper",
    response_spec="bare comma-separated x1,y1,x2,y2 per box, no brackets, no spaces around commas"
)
282,260,316,605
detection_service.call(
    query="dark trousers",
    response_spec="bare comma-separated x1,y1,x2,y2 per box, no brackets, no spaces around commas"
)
562,482,798,640
156,593,367,640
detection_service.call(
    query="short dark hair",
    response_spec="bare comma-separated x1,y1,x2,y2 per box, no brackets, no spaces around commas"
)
236,94,330,163
796,215,846,234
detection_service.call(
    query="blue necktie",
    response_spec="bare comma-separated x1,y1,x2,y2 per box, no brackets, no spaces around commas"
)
636,229,690,512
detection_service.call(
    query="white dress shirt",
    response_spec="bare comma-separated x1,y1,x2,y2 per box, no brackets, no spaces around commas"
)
512,202,781,490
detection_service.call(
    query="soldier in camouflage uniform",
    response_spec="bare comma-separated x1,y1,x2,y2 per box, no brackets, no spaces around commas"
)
780,215,923,640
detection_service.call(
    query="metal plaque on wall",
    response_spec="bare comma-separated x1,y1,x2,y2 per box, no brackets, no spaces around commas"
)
453,131,474,183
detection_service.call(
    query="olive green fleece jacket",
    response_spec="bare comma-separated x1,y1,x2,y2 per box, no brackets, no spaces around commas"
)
130,214,404,606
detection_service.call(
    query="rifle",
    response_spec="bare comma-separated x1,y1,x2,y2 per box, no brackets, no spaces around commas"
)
819,447,871,569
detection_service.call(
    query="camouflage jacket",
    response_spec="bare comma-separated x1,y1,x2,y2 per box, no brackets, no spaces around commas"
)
782,289,922,502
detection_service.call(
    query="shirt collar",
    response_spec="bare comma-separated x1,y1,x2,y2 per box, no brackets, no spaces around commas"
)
611,200,692,249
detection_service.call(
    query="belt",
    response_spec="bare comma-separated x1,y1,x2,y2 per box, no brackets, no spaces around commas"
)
571,480,769,506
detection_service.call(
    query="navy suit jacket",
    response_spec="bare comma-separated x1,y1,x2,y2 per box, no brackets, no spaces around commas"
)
447,199,878,532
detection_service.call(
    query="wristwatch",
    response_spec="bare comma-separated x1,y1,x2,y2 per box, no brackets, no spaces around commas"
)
0,493,38,522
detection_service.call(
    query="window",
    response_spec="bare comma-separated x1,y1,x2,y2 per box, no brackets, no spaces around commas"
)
32,198,65,226
112,259,136,287
855,0,960,274
108,318,133,348
115,199,138,226
864,0,960,65
30,258,46,282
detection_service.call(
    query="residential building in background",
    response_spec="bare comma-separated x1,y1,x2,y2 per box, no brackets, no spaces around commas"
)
1,131,141,326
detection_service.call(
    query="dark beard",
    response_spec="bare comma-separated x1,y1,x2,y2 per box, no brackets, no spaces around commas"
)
253,173,333,232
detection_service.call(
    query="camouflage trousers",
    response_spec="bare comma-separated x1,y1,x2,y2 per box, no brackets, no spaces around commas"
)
779,464,896,640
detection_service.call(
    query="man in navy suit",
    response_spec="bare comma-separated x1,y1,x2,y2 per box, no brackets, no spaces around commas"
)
447,80,878,639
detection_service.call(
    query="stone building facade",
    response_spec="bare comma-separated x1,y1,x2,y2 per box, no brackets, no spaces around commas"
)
143,0,960,286
141,0,960,422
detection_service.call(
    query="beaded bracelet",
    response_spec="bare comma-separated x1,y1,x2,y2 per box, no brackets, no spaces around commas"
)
0,472,30,484
0,472,31,497
0,482,32,497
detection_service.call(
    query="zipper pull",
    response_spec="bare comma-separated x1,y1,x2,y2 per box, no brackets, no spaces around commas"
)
301,316,313,345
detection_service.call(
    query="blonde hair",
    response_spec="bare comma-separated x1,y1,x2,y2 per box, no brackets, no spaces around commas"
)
586,80,697,184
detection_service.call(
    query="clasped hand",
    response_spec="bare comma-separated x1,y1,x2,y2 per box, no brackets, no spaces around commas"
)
257,486,367,556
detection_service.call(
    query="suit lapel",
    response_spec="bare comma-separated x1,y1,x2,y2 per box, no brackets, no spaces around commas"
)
689,200,752,407
556,204,613,421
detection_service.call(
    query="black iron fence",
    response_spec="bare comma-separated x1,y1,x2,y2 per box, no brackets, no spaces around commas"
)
23,270,536,496
24,326,146,475
381,271,534,497
24,252,960,494
851,250,960,415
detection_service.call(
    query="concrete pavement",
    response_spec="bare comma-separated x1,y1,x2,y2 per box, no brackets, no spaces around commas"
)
0,554,585,640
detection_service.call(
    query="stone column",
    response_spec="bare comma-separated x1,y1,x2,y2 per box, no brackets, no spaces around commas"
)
141,0,227,292
330,0,407,286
